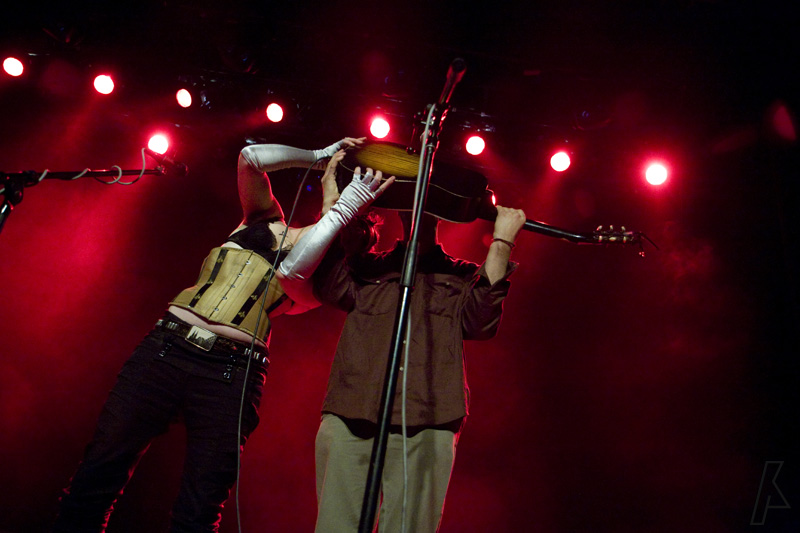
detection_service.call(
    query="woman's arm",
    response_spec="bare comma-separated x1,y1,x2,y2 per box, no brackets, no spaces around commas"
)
236,137,365,225
277,166,394,309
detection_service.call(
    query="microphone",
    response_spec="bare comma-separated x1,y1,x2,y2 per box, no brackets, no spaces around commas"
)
406,58,467,153
437,58,467,107
144,148,189,177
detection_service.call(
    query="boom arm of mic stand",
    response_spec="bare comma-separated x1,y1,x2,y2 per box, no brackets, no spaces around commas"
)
2,167,166,188
1,167,166,236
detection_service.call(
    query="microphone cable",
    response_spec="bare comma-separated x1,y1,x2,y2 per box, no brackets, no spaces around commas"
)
400,307,412,533
400,101,438,533
232,156,326,533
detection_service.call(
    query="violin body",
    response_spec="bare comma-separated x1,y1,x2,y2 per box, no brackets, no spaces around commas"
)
339,141,493,223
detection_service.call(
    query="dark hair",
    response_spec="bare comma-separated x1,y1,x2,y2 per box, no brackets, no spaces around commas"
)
339,211,382,256
226,217,282,264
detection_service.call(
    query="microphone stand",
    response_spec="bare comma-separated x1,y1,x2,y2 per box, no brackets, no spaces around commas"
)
358,58,466,533
0,166,168,236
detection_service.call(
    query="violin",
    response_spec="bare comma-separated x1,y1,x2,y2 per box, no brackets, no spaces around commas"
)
338,141,654,250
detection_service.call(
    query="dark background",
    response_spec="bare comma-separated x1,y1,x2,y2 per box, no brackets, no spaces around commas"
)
1,1,798,531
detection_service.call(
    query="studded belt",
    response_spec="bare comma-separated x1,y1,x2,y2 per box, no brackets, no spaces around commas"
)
155,318,268,365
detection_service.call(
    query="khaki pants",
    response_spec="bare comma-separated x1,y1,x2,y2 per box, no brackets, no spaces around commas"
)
315,413,459,533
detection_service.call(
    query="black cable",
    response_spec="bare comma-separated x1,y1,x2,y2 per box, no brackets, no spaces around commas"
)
233,157,324,533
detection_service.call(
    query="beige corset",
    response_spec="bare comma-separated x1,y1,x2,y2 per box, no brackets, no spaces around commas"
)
170,247,287,342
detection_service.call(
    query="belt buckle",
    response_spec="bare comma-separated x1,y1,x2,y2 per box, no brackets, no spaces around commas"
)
185,325,217,351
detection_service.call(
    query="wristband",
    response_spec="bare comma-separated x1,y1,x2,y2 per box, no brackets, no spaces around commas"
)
492,237,515,249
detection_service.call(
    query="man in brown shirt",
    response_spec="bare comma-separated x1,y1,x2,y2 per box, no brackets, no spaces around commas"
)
312,206,526,532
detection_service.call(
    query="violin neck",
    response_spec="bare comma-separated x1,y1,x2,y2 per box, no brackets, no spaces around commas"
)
479,206,593,244
521,219,594,244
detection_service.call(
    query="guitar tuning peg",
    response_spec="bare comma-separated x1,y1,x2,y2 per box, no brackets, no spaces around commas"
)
596,225,603,232
621,226,626,232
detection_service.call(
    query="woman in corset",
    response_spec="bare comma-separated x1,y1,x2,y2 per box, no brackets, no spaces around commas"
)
53,136,393,532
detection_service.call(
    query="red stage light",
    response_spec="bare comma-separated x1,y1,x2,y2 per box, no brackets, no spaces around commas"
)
266,103,284,123
3,57,24,77
369,117,390,139
93,74,114,95
465,135,486,155
771,102,797,142
176,89,192,108
147,134,170,155
645,162,668,185
550,151,571,172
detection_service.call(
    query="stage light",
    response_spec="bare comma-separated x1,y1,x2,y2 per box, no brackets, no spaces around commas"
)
550,151,571,172
770,101,797,142
645,162,668,185
176,89,192,108
93,74,114,95
369,117,390,139
3,57,24,77
147,134,170,155
266,102,284,123
465,135,486,155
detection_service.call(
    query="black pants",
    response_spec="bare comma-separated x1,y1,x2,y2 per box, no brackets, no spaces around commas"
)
53,320,268,532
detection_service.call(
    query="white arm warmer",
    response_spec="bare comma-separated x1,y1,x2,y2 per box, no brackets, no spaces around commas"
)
240,140,344,172
278,169,382,280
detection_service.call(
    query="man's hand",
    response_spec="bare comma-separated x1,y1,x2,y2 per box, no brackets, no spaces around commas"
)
493,205,526,244
485,205,526,284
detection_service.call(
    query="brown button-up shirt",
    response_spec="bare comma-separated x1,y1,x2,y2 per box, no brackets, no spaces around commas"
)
313,241,516,426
